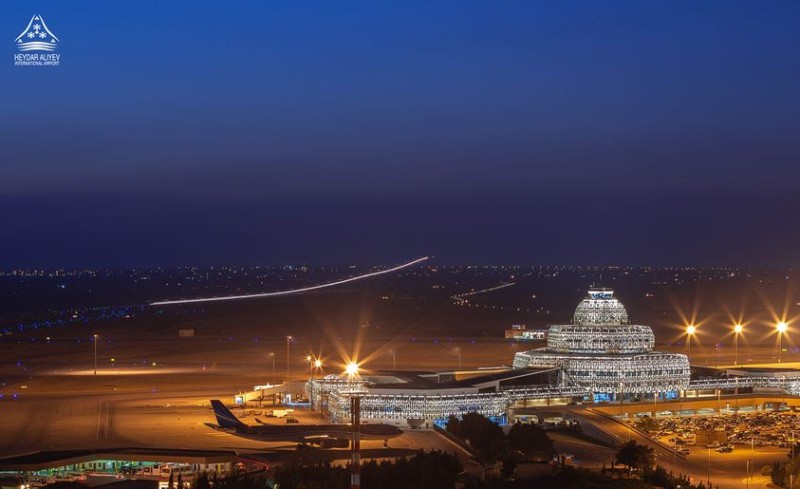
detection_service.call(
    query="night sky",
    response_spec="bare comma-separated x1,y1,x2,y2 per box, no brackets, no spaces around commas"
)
2,1,800,268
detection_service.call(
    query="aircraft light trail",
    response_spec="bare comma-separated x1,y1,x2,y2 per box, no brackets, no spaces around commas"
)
150,256,429,306
451,282,515,299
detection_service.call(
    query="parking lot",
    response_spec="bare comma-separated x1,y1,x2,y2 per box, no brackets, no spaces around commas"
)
633,409,800,453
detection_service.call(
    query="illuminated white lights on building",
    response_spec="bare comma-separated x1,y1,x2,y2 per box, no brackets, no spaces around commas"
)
512,288,690,395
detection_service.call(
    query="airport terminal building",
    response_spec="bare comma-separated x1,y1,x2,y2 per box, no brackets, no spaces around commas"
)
307,288,691,426
512,289,691,399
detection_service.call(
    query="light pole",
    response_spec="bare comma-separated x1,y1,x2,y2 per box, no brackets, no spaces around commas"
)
686,325,696,359
307,356,322,411
746,459,750,489
93,334,98,376
344,361,361,489
269,352,275,385
707,446,711,486
777,322,788,363
733,324,743,365
455,347,462,371
389,349,396,370
286,335,292,382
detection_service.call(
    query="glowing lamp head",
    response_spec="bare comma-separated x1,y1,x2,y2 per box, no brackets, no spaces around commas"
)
777,322,788,334
306,355,312,362
734,324,743,334
345,362,359,377
314,359,322,368
686,325,696,336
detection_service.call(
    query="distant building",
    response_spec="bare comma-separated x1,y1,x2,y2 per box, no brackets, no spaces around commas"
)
505,324,547,341
179,329,195,338
512,288,690,400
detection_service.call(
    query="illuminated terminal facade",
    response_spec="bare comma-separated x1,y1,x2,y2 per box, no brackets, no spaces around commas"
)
307,288,690,425
512,289,690,399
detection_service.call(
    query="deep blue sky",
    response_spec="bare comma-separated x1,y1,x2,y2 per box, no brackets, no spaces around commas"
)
2,1,800,267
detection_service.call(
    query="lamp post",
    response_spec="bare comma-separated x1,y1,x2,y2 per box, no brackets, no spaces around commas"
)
286,335,292,382
455,347,462,371
345,362,361,489
777,322,788,363
307,356,322,411
389,349,396,370
686,325,696,359
733,324,743,365
269,352,276,385
746,459,750,489
93,334,98,376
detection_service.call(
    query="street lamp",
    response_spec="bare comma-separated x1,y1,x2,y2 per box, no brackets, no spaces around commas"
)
286,335,292,382
93,334,99,376
269,352,276,385
389,349,396,370
686,325,696,358
307,355,322,411
345,361,361,489
733,324,743,365
455,347,462,371
345,361,359,378
777,322,788,363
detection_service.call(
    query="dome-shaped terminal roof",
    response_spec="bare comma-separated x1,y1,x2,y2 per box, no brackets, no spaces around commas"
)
573,288,629,325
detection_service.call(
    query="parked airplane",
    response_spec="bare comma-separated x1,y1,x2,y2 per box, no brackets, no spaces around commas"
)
208,400,402,448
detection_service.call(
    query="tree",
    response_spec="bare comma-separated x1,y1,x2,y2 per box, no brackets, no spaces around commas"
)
272,450,461,489
506,423,553,460
615,441,655,471
634,416,659,434
177,472,183,489
788,442,800,460
772,461,786,487
168,471,174,489
193,472,211,489
457,412,506,462
445,415,460,437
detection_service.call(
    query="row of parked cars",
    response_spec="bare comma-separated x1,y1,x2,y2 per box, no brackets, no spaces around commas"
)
639,410,800,453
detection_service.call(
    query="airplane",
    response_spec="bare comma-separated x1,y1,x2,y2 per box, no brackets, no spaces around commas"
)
207,400,403,448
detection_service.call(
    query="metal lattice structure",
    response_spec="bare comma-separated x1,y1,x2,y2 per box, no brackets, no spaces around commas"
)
547,324,654,353
572,288,629,325
327,391,510,423
513,288,690,394
308,373,800,424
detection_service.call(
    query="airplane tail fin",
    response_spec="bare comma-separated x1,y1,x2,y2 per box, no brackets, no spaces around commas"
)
210,400,246,429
